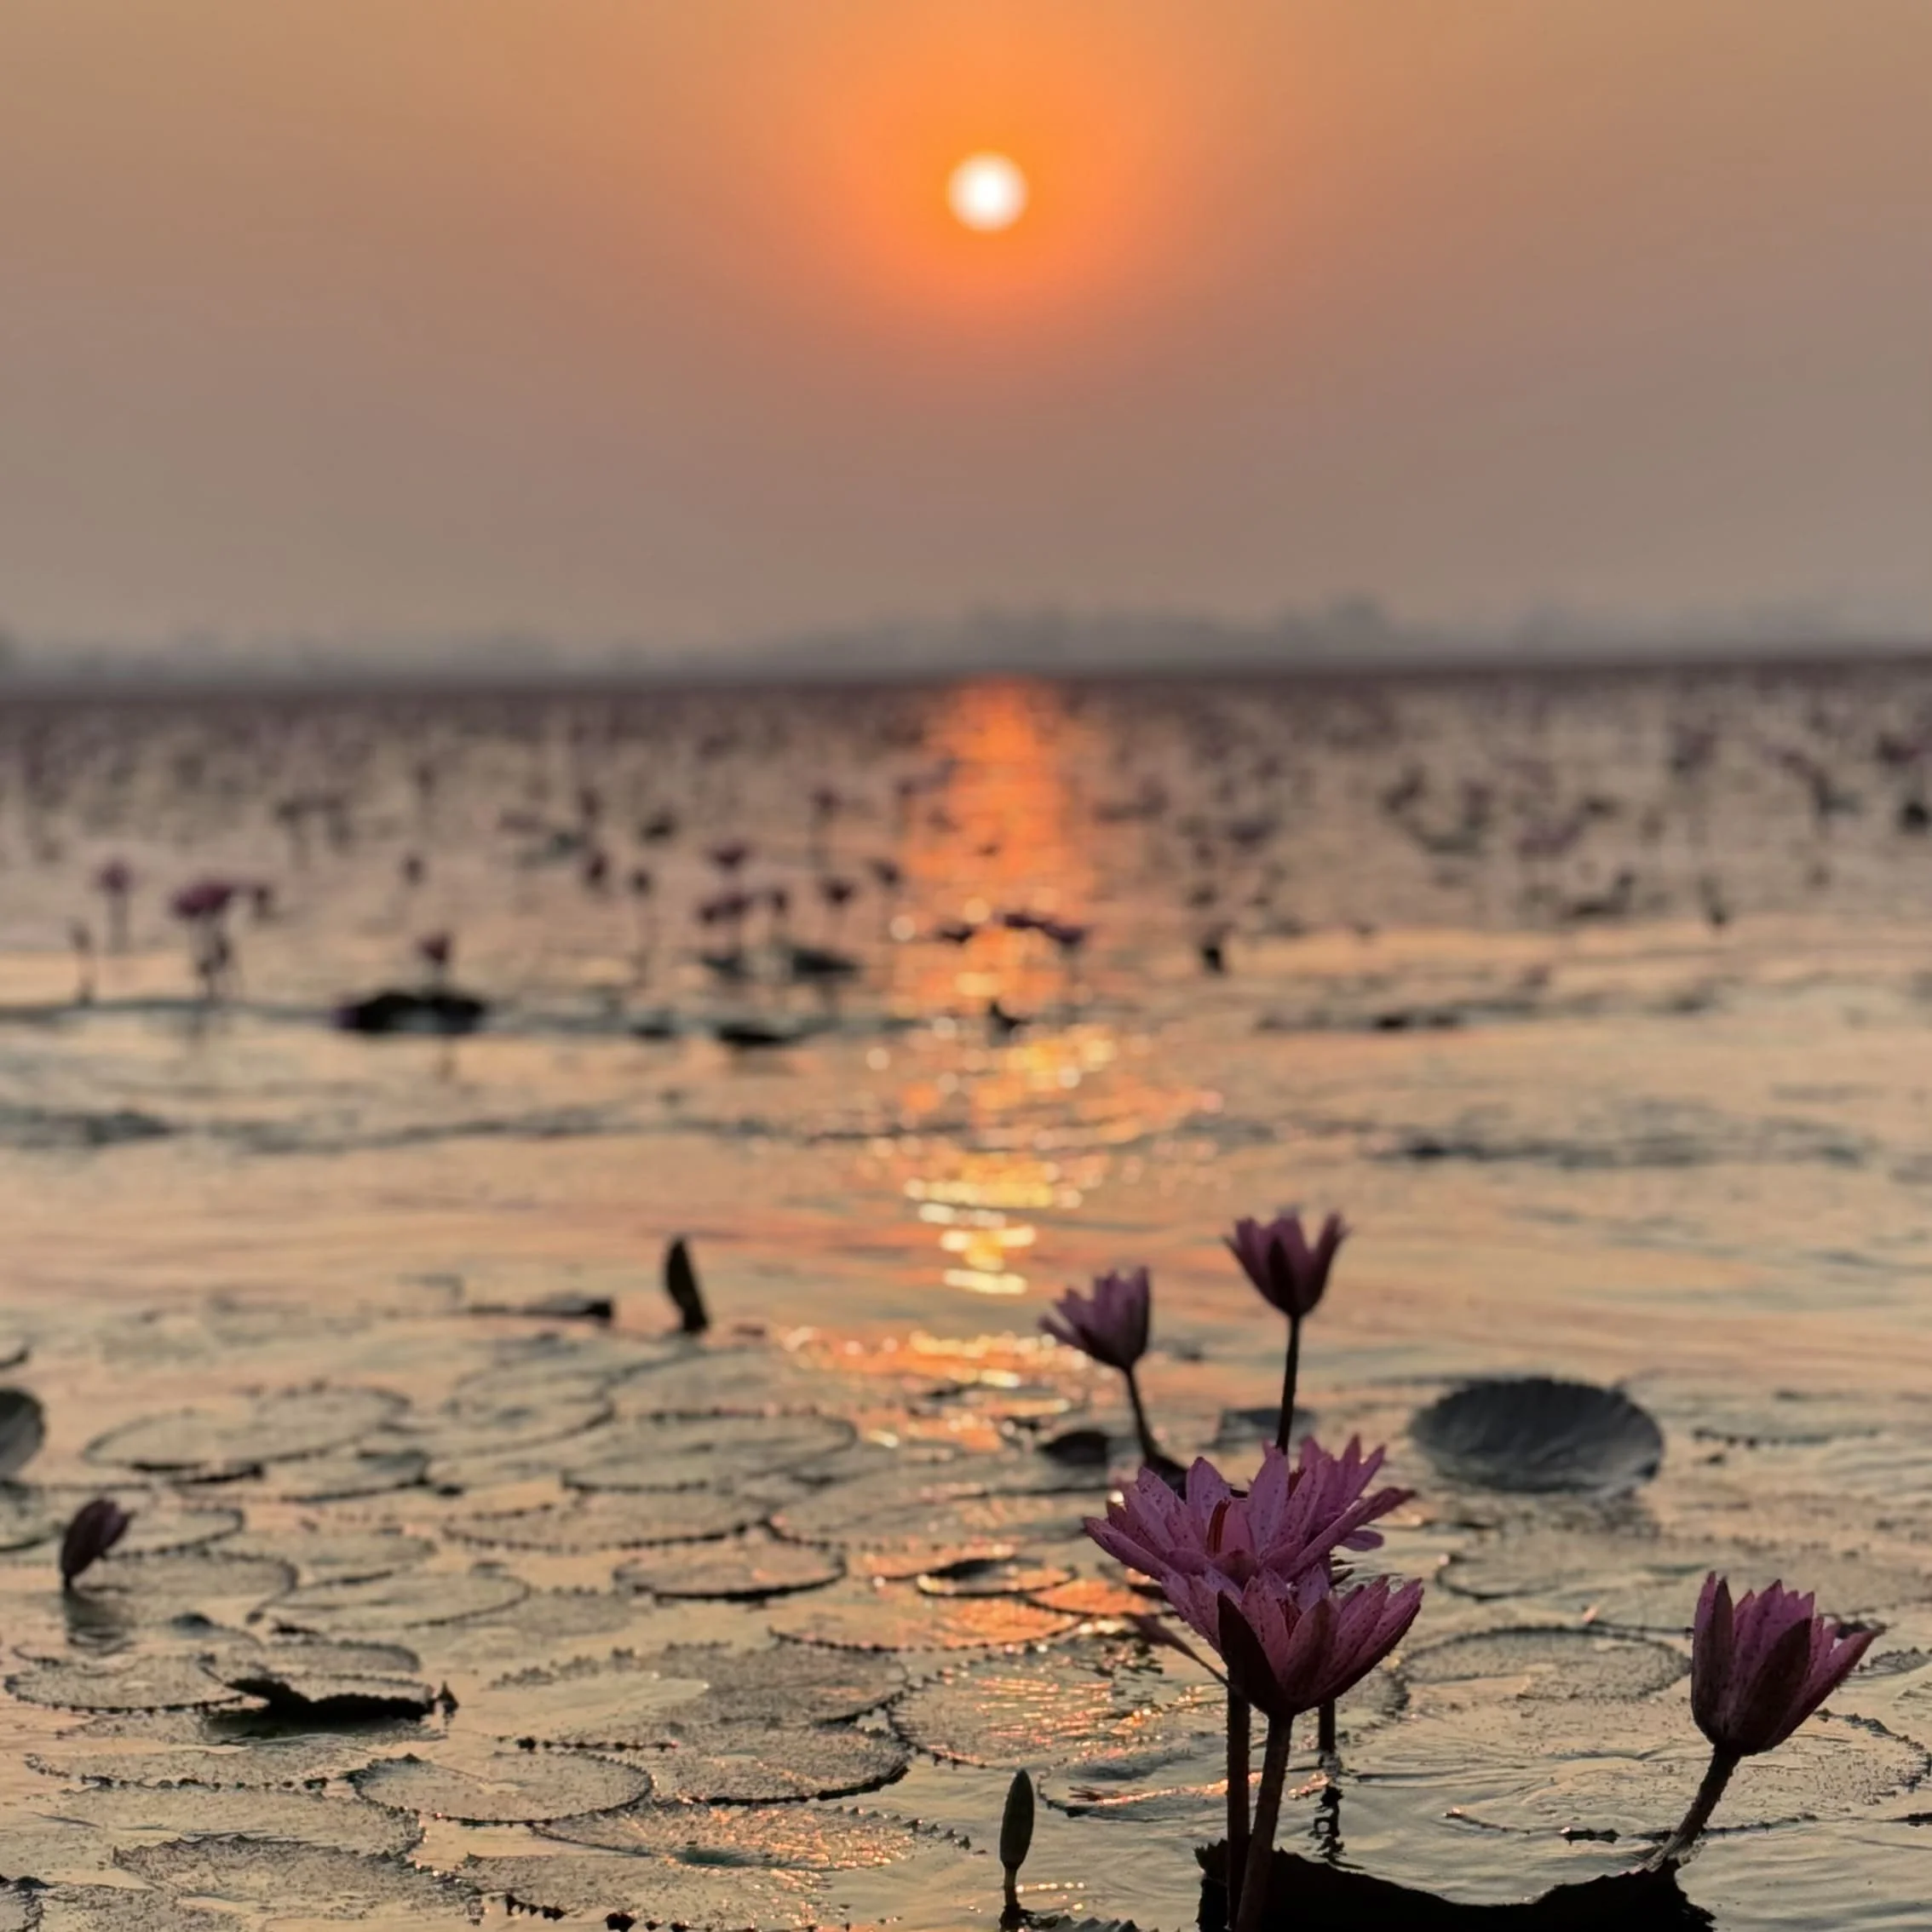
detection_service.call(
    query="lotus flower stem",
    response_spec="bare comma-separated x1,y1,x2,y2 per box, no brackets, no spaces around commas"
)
1233,1716,1294,1932
1316,1695,1337,1766
1274,1313,1302,1452
1647,1746,1739,1871
1226,1693,1251,1918
1124,1365,1162,1468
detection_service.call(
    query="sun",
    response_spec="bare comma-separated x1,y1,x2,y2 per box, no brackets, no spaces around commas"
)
947,152,1029,233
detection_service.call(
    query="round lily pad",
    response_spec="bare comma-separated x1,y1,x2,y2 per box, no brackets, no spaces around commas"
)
916,1557,1075,1598
894,1643,1222,1773
543,1802,939,1870
446,1488,762,1552
219,1664,438,1722
86,1387,406,1478
221,1528,434,1584
457,1850,819,1929
1403,1627,1688,1701
269,1567,529,1636
767,1585,1077,1652
352,1750,652,1822
46,1782,423,1859
563,1412,855,1492
616,1534,843,1601
1410,1378,1663,1495
29,1711,423,1789
89,1551,297,1622
646,1720,911,1803
114,1840,479,1920
268,1444,431,1503
7,1656,237,1712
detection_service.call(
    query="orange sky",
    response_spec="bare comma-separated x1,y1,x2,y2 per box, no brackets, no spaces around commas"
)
2,2,1929,650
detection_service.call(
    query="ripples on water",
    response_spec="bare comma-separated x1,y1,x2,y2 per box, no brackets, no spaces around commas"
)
0,665,1929,1925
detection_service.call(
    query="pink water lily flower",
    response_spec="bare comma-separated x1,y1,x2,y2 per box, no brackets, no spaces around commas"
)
1040,1268,1149,1373
1691,1573,1874,1757
1216,1571,1423,1723
1651,1573,1877,1871
1226,1211,1348,1320
1084,1438,1411,1643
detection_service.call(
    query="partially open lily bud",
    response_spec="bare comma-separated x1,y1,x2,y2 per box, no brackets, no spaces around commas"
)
999,1768,1034,1917
60,1498,132,1588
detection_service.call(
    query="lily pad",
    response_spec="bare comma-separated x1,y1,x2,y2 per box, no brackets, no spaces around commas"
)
352,1750,652,1821
0,1391,46,1481
29,1710,422,1788
543,1801,946,1869
457,1850,818,1928
644,1720,911,1803
42,1782,423,1859
616,1533,844,1601
219,1664,439,1722
446,1488,762,1552
85,1387,406,1478
268,1567,528,1636
562,1412,855,1492
88,1551,297,1622
7,1656,237,1712
268,1444,431,1503
1411,1378,1664,1495
768,1584,1077,1652
1404,1626,1688,1701
221,1527,434,1584
114,1839,479,1919
893,1642,1222,1772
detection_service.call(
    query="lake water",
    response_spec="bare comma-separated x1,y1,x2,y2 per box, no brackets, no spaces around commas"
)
0,664,1929,1928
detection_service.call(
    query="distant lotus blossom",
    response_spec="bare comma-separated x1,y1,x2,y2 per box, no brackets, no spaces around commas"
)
1040,1268,1163,1468
94,860,134,896
417,932,452,974
1041,1268,1148,1373
60,1497,132,1587
1226,1211,1348,1321
1650,1573,1877,1869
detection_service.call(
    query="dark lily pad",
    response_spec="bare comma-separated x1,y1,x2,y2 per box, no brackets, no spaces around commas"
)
1411,1378,1663,1494
352,1750,652,1821
0,1390,46,1481
85,1387,406,1478
616,1532,844,1600
220,1665,439,1722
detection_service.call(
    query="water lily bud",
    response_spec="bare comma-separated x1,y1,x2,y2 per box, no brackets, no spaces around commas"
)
664,1237,709,1336
60,1498,132,1587
999,1768,1034,1909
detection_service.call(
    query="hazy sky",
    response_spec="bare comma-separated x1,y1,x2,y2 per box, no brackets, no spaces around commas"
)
3,2,1929,652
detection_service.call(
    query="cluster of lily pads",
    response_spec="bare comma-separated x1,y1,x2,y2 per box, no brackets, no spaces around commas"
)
1038,1213,1875,1927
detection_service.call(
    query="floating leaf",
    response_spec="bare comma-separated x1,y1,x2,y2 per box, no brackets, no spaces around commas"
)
0,1390,46,1481
221,1528,434,1584
768,1584,1077,1652
7,1656,237,1712
115,1839,478,1919
641,1721,910,1803
352,1751,651,1822
43,1783,422,1859
85,1387,405,1478
457,1850,818,1928
1411,1379,1663,1495
446,1488,762,1552
563,1412,854,1492
616,1533,843,1601
543,1802,940,1870
88,1551,296,1623
29,1711,421,1789
269,1567,529,1636
1404,1627,1688,1701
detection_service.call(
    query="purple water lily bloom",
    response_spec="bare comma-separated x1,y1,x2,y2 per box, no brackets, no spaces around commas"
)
1040,1268,1149,1372
1226,1211,1348,1320
1652,1573,1877,1870
60,1497,132,1588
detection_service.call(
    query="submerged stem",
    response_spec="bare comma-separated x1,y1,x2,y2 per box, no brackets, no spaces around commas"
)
1226,1693,1251,1920
1316,1695,1337,1768
1647,1747,1740,1871
1233,1716,1293,1932
1274,1315,1302,1452
1124,1366,1161,1468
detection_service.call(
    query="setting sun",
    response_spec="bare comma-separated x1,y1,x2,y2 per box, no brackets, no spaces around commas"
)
947,152,1029,233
